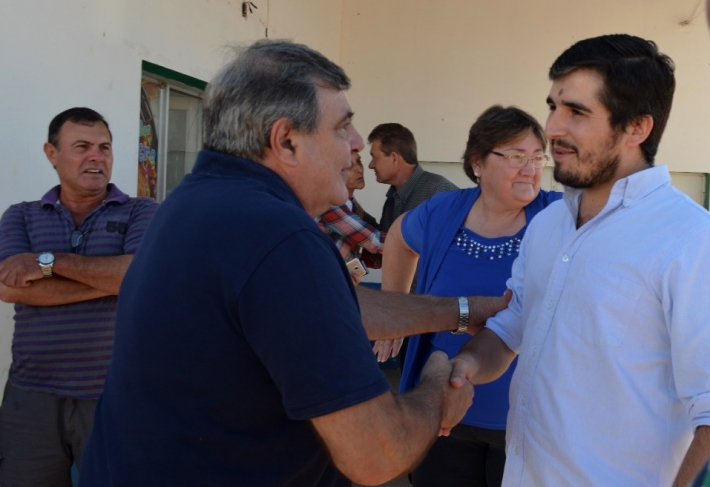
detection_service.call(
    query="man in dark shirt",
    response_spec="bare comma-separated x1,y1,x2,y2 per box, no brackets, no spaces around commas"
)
80,40,484,487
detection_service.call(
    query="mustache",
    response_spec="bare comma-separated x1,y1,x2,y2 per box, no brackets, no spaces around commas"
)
551,139,578,153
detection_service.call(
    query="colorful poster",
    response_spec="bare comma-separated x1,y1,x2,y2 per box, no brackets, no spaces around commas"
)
138,83,158,199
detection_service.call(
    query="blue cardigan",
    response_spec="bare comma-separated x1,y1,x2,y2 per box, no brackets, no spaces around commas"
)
399,187,562,427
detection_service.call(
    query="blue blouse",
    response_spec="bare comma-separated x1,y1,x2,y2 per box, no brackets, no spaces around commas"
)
400,187,561,429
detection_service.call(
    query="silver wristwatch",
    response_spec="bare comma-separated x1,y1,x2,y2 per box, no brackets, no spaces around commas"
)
452,296,469,335
37,252,55,278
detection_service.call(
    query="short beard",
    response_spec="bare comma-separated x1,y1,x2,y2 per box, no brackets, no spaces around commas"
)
552,131,620,189
554,153,620,189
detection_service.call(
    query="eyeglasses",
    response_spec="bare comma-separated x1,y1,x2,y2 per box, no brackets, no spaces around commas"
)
491,151,550,169
71,230,90,251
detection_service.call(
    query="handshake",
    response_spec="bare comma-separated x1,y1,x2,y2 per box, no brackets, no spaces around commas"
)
416,351,476,436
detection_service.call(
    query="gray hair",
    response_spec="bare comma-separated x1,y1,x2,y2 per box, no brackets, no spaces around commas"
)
203,39,351,161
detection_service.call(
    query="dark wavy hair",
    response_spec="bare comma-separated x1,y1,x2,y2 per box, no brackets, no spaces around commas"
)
462,105,546,184
48,107,111,147
367,123,418,166
549,34,675,165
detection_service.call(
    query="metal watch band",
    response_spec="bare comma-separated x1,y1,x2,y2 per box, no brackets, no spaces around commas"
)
452,296,469,335
37,252,54,278
40,264,53,278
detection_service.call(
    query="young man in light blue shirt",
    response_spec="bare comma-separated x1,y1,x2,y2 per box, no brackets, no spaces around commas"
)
450,34,710,487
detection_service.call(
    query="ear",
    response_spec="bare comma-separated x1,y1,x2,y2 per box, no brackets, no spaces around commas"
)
625,115,654,148
43,142,58,169
470,156,482,176
268,118,299,168
390,151,403,166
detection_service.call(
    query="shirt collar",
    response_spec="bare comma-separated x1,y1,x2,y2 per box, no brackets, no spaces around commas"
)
386,164,425,199
563,164,671,217
192,149,303,209
40,183,129,208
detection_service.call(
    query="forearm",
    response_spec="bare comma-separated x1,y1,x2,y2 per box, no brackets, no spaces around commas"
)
312,352,471,485
0,278,111,306
320,390,443,485
358,286,508,340
52,253,133,294
370,387,446,481
358,286,458,339
453,328,517,385
673,425,710,487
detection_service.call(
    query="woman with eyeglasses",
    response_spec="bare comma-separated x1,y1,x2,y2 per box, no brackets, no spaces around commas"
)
373,105,562,487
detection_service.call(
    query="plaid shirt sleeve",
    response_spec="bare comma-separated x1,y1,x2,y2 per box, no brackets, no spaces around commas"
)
319,205,385,256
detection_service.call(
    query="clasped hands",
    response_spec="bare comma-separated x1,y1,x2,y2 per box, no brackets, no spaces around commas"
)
419,351,476,437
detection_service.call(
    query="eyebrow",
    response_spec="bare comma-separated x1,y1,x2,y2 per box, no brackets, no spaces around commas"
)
71,139,93,146
499,147,544,153
546,96,593,114
70,139,112,148
339,110,355,125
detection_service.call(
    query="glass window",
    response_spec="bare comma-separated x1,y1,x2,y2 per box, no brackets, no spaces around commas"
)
138,62,205,202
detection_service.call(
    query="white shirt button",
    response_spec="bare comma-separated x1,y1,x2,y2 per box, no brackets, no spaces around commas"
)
562,255,569,262
546,302,553,309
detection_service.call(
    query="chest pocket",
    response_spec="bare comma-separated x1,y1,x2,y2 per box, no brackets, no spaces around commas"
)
567,261,642,348
106,221,128,235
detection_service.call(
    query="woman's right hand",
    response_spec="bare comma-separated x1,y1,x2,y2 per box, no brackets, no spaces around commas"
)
372,338,405,362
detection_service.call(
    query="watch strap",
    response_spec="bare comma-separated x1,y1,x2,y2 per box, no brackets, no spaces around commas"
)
452,296,469,335
37,252,54,278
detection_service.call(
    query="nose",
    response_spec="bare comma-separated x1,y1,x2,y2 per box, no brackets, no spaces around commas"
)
350,125,365,152
544,110,564,140
87,145,107,161
520,158,537,176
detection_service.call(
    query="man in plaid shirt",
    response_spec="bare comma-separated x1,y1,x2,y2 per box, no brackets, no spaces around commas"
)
318,204,383,263
318,152,384,269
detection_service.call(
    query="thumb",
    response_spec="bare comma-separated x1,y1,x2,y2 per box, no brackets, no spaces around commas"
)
490,289,512,313
449,357,473,388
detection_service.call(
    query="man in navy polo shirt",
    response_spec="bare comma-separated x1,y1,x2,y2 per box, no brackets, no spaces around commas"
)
0,107,158,486
80,40,489,487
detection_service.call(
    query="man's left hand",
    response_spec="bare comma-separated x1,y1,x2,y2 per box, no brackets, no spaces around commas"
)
467,289,512,334
0,253,45,287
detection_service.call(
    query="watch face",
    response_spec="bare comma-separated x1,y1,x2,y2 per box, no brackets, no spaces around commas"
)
38,253,54,265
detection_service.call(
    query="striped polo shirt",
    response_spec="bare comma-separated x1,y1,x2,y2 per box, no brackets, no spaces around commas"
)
0,184,158,399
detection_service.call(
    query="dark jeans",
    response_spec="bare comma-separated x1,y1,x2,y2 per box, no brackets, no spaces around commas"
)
0,382,97,487
412,423,506,487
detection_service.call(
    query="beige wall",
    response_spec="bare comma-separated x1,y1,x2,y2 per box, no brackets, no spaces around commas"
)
342,0,710,213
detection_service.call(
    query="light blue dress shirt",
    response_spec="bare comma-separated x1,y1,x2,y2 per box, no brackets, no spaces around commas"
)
487,165,710,486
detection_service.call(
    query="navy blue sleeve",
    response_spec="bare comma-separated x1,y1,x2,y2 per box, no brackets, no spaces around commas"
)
237,229,390,421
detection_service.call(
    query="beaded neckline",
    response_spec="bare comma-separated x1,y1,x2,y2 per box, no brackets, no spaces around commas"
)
454,227,522,260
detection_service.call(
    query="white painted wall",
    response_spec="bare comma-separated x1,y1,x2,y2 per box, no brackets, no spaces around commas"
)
2,0,710,392
0,0,342,397
342,0,710,214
